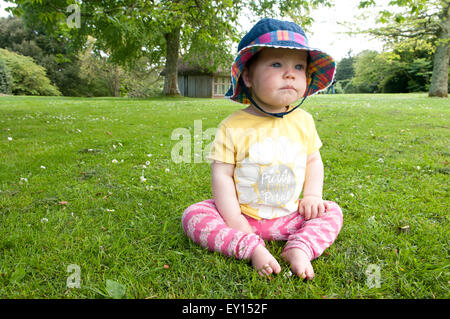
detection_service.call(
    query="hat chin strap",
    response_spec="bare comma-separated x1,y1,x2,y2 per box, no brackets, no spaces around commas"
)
239,77,311,118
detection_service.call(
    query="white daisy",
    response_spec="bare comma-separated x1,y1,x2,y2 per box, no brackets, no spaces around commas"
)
249,137,275,164
276,136,302,163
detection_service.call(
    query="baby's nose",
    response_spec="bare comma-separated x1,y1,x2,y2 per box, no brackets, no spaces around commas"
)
284,69,296,79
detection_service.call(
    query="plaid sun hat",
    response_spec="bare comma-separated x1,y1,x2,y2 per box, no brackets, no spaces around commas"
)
226,18,336,105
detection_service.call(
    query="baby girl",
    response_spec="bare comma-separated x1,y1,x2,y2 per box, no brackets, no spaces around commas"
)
182,18,343,280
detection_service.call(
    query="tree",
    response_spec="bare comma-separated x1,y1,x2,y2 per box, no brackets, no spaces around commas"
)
5,0,333,96
0,48,61,96
428,0,450,97
247,0,332,27
335,52,355,82
358,0,449,97
0,16,86,96
120,56,164,98
352,50,387,93
349,44,434,94
77,36,122,97
77,36,163,97
5,0,241,96
388,39,434,92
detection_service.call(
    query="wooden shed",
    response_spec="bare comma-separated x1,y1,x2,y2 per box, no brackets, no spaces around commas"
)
163,59,230,98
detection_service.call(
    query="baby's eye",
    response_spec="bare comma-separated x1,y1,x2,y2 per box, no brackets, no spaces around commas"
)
271,62,281,68
295,64,305,70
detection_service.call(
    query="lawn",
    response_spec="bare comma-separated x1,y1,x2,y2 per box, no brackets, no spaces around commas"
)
0,93,448,299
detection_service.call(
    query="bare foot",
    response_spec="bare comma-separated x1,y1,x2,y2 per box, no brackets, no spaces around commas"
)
281,248,315,280
251,245,281,277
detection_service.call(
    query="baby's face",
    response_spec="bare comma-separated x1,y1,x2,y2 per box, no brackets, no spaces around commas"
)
242,48,308,112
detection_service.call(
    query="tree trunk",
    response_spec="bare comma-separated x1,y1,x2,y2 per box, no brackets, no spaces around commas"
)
114,76,120,97
163,26,181,96
114,66,121,97
428,2,449,98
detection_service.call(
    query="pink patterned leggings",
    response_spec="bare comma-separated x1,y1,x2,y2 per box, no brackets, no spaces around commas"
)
182,199,343,261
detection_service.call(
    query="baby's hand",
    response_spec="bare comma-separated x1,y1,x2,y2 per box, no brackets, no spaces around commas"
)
298,195,329,220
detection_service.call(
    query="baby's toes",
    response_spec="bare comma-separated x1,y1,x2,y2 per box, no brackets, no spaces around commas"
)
257,259,281,277
305,265,315,280
291,265,307,279
251,245,281,277
293,264,315,280
269,259,281,274
257,264,273,277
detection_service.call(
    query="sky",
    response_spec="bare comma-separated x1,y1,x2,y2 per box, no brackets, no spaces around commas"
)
307,0,388,60
0,0,389,61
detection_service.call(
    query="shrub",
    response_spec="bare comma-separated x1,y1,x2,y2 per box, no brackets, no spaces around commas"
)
0,48,61,96
0,58,12,94
382,72,409,93
337,79,358,94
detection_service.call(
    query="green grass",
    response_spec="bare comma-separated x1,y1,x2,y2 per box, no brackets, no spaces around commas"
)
0,93,448,299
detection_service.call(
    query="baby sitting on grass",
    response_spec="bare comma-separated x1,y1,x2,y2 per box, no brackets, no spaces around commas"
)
182,18,343,280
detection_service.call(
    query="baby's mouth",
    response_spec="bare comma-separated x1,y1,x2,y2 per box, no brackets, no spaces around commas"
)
280,85,296,91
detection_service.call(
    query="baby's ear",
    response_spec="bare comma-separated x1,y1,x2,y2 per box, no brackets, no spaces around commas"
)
241,67,252,88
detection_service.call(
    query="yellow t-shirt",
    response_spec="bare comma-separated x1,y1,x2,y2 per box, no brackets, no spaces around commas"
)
208,107,322,220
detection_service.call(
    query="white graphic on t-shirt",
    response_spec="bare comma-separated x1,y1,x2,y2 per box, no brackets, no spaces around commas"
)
234,136,307,219
258,164,296,205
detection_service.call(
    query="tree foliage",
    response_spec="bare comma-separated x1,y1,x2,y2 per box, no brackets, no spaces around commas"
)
0,48,61,96
0,16,86,96
358,0,449,97
5,0,240,95
335,53,355,82
5,0,333,96
338,40,435,94
247,0,331,28
77,36,163,98
0,58,13,94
